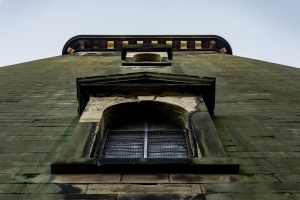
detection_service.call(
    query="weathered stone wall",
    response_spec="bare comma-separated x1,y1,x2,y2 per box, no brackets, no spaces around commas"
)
0,51,299,199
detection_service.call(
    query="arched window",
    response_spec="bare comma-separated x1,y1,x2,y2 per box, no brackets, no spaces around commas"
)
96,101,193,160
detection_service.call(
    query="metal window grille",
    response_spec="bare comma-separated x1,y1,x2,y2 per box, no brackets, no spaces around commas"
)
98,121,192,159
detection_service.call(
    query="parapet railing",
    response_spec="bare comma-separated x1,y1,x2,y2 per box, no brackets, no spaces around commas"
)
62,35,232,55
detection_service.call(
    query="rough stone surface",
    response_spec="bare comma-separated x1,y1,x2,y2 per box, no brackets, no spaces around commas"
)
0,49,299,199
121,174,169,183
79,96,137,122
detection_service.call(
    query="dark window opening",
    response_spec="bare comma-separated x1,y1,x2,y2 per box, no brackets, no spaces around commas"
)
133,53,162,62
98,120,192,159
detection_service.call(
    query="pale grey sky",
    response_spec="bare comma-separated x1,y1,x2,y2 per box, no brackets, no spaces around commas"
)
0,0,300,68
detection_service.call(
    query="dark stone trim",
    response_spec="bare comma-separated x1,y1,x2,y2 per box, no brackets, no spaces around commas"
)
118,194,207,200
61,194,206,200
62,35,233,55
51,157,238,174
76,72,216,115
63,194,118,199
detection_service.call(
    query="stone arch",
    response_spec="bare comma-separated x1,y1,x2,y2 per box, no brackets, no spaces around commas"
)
102,101,189,129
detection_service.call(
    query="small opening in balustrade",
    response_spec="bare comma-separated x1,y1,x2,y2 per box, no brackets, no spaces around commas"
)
122,41,129,45
166,40,172,46
107,41,114,49
195,41,202,49
181,41,187,49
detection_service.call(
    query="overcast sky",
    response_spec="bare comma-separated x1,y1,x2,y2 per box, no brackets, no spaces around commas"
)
0,0,300,68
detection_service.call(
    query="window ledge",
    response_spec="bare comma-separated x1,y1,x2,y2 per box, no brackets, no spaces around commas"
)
51,157,238,174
